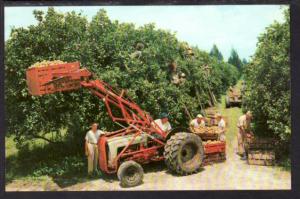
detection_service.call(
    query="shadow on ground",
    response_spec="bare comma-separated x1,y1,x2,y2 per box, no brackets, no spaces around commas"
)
6,141,87,187
6,141,179,189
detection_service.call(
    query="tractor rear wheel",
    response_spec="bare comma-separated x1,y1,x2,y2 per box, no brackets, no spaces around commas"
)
117,161,144,187
164,133,204,175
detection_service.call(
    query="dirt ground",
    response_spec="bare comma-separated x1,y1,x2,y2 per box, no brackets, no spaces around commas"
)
6,138,291,191
5,99,291,191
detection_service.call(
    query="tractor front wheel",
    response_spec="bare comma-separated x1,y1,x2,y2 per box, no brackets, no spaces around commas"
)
164,133,204,175
117,161,144,187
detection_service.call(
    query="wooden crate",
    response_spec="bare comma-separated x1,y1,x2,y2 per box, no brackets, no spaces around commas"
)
248,159,275,166
204,141,226,154
26,62,81,96
192,126,221,141
248,150,275,160
203,152,226,166
247,150,275,166
199,133,219,141
245,137,276,151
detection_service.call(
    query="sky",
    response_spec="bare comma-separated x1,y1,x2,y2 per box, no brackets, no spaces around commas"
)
4,5,288,60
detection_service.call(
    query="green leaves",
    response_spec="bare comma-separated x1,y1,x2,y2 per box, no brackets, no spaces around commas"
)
5,8,238,151
243,8,290,142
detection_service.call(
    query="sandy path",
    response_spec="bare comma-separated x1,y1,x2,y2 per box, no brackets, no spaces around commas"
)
6,136,291,191
64,138,291,191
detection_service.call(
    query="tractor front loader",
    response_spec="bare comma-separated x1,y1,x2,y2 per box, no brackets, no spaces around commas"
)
26,61,204,187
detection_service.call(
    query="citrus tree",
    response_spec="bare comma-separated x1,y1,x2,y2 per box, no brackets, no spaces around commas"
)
243,8,290,143
5,8,239,151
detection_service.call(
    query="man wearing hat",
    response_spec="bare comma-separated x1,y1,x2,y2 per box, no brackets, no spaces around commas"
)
190,114,206,131
152,113,172,133
237,111,253,160
85,123,106,175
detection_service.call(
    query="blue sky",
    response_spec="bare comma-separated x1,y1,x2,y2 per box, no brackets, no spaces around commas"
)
5,5,288,60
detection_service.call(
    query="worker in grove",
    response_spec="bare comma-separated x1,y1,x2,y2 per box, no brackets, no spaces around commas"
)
190,114,206,131
152,113,172,139
168,61,186,85
85,123,106,175
216,113,226,141
130,42,144,59
237,111,253,160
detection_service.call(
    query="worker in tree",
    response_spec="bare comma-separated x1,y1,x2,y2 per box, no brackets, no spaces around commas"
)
190,114,206,131
180,42,194,58
130,42,144,59
216,113,226,141
168,61,186,85
85,123,106,176
186,47,194,57
237,111,254,160
152,113,172,133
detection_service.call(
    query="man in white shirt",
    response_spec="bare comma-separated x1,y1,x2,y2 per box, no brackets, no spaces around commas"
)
190,114,206,131
85,123,106,175
216,113,226,141
151,113,172,139
237,111,253,160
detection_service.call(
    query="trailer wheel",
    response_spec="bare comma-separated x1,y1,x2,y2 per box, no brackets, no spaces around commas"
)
117,161,144,187
164,133,204,175
225,96,230,108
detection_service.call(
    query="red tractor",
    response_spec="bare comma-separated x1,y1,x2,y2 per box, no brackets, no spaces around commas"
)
26,62,204,187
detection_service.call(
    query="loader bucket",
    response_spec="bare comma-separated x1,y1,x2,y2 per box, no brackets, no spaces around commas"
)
26,62,81,96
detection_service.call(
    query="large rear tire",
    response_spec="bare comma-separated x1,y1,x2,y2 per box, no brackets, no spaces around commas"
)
164,133,204,175
117,161,144,187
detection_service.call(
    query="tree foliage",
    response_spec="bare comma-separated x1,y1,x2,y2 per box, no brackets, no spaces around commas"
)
243,8,290,142
228,48,243,72
209,44,223,61
5,8,238,151
242,58,248,66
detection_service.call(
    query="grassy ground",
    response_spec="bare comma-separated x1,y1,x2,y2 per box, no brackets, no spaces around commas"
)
5,135,53,184
5,133,88,187
216,95,242,155
221,81,243,153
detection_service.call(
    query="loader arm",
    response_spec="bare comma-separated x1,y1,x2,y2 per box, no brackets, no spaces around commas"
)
36,66,167,139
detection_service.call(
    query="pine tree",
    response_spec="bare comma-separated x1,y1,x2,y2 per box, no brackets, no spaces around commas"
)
209,44,223,61
228,48,242,71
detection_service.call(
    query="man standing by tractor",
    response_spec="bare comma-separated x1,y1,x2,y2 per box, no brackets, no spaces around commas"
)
85,123,106,176
216,113,226,141
237,111,253,160
190,114,206,131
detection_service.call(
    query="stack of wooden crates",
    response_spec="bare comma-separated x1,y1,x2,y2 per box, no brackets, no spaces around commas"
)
196,128,226,166
191,109,226,166
246,137,276,166
202,141,226,166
